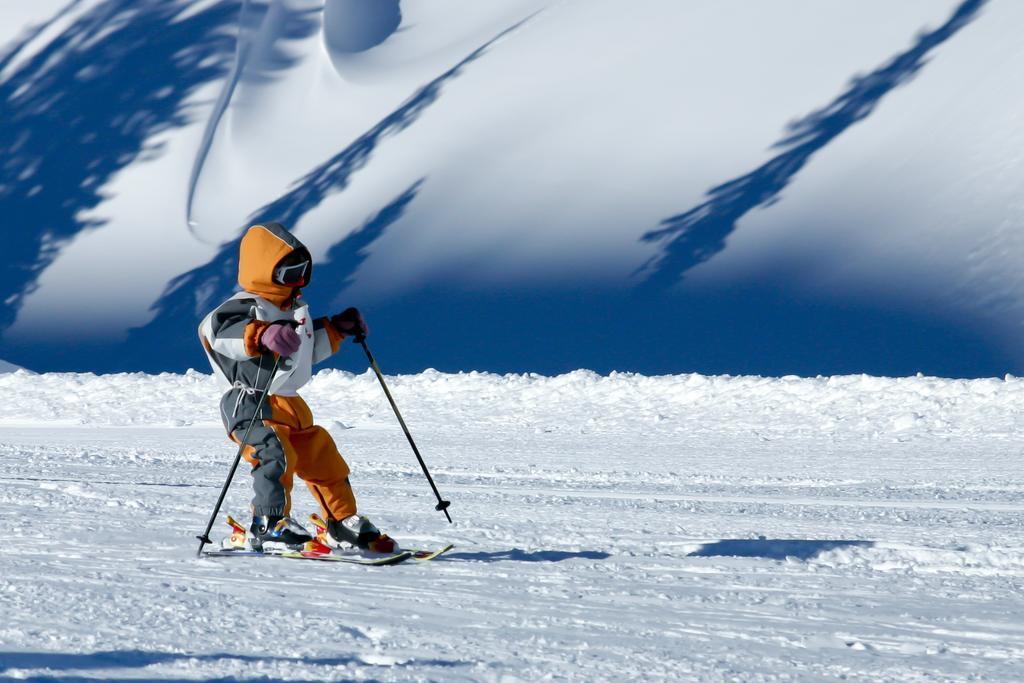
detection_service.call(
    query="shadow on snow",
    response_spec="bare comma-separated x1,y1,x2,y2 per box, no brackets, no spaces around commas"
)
0,0,250,330
0,649,466,677
2,3,1013,380
446,549,612,563
122,18,530,372
186,0,324,233
124,0,1010,380
688,539,874,561
635,0,988,290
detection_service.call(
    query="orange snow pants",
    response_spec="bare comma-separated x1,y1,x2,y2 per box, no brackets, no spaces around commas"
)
234,394,357,521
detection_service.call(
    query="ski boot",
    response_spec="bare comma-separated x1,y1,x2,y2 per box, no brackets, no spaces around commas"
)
246,515,327,554
309,513,397,553
221,516,250,550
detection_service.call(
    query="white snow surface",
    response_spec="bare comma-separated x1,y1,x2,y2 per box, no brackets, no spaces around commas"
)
6,0,1024,359
3,368,1024,680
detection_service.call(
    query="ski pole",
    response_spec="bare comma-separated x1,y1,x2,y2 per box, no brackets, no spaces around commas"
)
195,355,282,557
357,337,452,523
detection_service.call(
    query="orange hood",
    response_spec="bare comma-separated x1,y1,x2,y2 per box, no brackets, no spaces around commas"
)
237,222,311,309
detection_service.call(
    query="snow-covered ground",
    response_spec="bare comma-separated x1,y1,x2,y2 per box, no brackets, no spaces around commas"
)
4,1,1024,377
0,359,31,374
2,368,1024,680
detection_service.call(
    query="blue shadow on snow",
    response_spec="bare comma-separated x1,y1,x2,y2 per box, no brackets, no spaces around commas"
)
0,0,261,330
186,0,327,232
446,549,612,563
122,178,425,372
0,649,466,678
688,539,873,561
113,0,1015,388
27,267,1018,377
2,2,1015,381
635,0,988,289
323,0,402,54
116,18,530,373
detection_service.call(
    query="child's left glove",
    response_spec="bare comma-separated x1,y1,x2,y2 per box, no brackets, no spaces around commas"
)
330,307,368,339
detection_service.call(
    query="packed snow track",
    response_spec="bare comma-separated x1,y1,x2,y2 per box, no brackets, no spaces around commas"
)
1,369,1023,681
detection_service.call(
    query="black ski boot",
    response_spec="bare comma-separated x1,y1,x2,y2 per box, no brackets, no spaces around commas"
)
249,515,314,553
326,515,396,553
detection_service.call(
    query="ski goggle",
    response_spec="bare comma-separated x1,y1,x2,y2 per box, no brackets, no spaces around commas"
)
273,253,311,287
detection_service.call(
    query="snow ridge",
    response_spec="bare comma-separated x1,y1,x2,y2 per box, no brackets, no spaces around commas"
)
2,368,1020,440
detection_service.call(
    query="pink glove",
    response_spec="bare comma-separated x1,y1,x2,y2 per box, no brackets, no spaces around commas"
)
261,323,301,357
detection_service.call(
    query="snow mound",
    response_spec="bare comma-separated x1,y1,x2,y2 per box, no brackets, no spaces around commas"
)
2,368,1021,440
813,542,1024,577
322,0,401,55
0,358,32,374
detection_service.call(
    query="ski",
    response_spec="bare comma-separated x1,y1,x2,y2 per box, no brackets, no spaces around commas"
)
307,512,453,560
203,515,451,565
410,544,454,561
202,547,413,566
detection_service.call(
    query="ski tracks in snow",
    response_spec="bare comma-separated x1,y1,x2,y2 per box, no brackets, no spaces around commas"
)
2,371,1024,680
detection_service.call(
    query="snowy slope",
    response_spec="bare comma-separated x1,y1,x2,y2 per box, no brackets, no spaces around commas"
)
0,359,31,374
2,0,1022,377
2,368,1024,680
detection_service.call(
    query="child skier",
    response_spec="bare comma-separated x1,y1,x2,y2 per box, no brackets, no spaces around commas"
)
199,221,394,554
